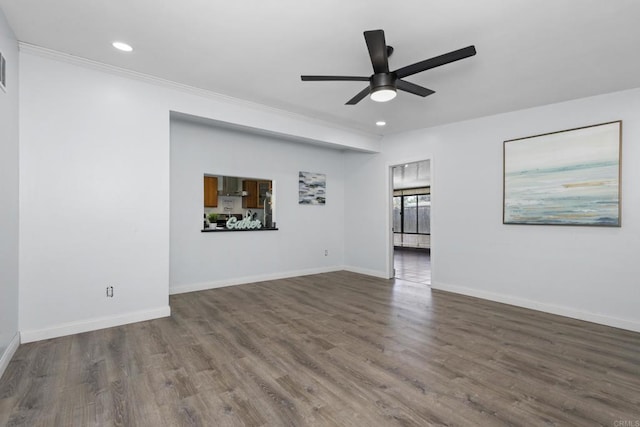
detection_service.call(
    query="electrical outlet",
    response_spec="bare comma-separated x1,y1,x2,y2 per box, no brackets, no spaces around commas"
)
324,249,328,256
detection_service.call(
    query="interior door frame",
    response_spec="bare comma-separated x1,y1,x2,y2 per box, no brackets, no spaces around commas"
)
386,157,433,280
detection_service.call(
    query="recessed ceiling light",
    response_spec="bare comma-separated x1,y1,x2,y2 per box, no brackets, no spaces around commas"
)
376,121,386,126
112,41,133,52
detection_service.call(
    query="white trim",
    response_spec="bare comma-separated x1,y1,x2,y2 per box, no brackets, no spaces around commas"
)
431,281,640,333
386,163,395,279
17,43,377,142
342,266,389,279
0,333,20,380
170,266,344,295
20,306,171,343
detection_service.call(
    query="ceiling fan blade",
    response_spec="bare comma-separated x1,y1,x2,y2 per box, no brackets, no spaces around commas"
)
396,80,435,97
364,30,389,74
394,45,476,79
301,75,369,81
346,86,371,105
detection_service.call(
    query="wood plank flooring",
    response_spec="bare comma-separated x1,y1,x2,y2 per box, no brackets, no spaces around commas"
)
1,271,639,426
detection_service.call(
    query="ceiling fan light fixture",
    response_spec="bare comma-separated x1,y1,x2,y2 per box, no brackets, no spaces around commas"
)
370,72,397,102
370,87,397,102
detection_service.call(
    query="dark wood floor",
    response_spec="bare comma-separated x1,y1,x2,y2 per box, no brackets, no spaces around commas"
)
1,271,639,426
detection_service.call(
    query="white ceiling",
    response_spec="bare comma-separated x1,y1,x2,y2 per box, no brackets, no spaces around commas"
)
2,0,640,136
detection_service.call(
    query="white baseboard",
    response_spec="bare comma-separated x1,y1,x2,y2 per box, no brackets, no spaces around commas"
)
20,306,171,343
431,281,640,333
170,266,344,295
0,333,20,380
342,265,390,279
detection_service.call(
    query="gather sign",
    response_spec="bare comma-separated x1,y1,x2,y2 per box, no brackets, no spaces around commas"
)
226,217,262,230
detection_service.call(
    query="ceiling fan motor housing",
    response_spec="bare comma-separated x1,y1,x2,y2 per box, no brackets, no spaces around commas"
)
371,73,397,91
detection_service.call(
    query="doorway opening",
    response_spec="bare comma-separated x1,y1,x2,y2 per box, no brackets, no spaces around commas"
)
391,160,431,285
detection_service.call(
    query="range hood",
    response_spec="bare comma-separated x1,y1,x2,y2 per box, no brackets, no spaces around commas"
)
218,176,247,197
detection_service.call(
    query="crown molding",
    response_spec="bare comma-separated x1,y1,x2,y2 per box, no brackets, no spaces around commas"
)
17,42,379,142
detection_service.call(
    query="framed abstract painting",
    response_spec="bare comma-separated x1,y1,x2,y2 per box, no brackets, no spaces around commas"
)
299,171,326,205
503,121,621,226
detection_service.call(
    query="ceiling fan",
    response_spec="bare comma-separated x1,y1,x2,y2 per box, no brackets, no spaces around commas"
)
301,29,476,105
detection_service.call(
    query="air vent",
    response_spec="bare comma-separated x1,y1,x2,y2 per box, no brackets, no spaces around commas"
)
0,52,5,92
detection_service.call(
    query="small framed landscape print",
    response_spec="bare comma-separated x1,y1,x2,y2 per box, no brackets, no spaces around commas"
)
503,121,621,226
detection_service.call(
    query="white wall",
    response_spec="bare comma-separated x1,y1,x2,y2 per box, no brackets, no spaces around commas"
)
19,53,172,341
0,7,20,376
18,48,375,342
345,88,640,332
343,152,391,278
170,118,345,293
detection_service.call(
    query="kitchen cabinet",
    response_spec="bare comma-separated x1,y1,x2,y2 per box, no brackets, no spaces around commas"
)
242,180,258,208
204,176,218,207
243,180,271,208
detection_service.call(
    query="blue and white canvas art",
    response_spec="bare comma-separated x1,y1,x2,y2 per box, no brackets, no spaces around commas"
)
503,121,621,226
299,171,326,205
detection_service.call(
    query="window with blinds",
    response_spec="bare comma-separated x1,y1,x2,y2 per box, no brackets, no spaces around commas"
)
393,187,431,248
